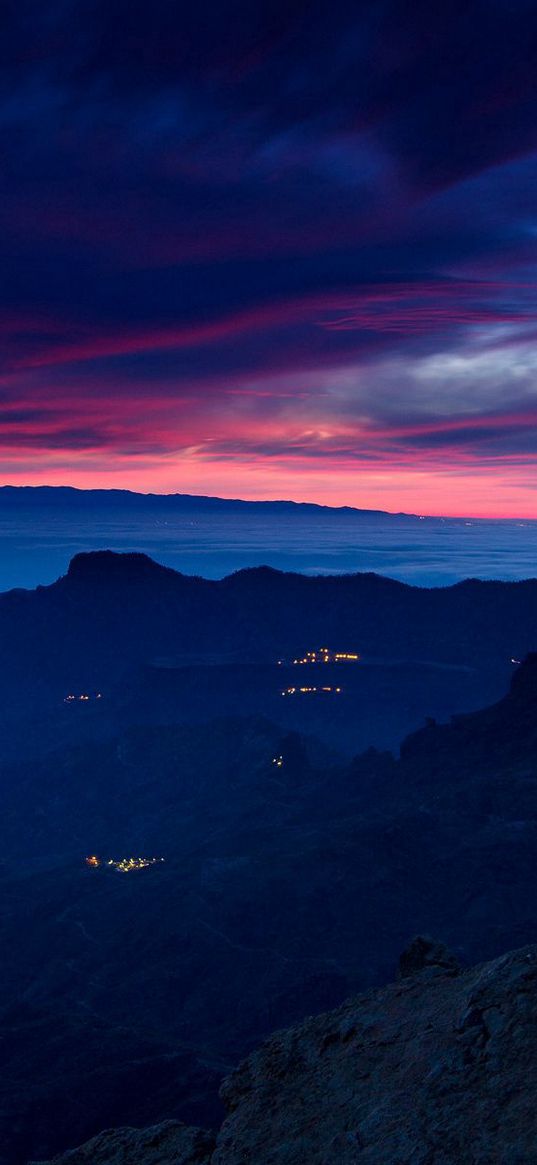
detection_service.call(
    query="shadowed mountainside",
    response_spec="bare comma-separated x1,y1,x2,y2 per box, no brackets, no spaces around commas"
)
3,657,537,1160
0,550,532,756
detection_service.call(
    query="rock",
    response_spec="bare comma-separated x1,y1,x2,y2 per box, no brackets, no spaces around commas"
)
212,943,537,1164
397,935,461,979
30,943,537,1164
29,1120,214,1165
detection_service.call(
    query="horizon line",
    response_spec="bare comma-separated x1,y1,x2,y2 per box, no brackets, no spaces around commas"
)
0,482,536,523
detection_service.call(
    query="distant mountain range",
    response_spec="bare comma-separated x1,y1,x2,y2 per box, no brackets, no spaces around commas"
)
0,484,423,520
1,485,535,596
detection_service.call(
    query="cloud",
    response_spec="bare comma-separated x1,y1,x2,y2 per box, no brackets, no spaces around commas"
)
1,1,537,514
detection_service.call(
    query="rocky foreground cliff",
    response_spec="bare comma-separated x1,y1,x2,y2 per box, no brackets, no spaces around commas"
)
34,938,537,1164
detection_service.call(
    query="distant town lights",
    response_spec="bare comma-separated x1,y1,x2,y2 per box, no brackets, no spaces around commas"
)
85,855,165,873
65,692,102,703
281,686,341,696
286,647,360,666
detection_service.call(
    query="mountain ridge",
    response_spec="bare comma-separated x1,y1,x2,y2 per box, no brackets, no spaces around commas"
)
0,550,532,755
5,546,537,597
0,485,422,520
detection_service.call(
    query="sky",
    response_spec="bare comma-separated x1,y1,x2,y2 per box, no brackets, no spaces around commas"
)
2,0,537,516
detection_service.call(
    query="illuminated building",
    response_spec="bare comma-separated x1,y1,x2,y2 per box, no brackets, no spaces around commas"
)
281,686,341,696
65,692,103,703
85,855,164,873
290,648,360,665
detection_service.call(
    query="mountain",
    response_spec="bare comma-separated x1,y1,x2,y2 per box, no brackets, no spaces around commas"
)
2,486,535,593
2,553,537,1160
0,549,532,755
8,548,535,677
32,937,537,1165
4,655,537,1160
0,485,417,520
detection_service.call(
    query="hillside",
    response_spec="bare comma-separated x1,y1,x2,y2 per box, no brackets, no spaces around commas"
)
4,657,537,1160
33,938,537,1164
0,550,532,755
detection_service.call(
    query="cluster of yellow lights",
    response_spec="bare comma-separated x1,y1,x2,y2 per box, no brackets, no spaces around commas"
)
85,855,165,873
281,686,342,696
65,692,102,703
291,647,360,665
272,755,284,767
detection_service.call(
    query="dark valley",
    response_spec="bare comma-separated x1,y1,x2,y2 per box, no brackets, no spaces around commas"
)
2,555,537,1161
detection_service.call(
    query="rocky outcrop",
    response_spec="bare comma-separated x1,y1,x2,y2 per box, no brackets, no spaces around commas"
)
34,941,537,1164
29,1121,214,1165
397,934,461,979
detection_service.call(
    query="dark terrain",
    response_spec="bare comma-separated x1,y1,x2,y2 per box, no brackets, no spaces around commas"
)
0,549,530,753
33,938,537,1165
2,554,537,1161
